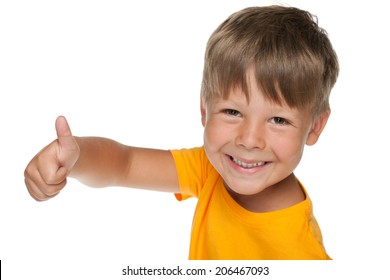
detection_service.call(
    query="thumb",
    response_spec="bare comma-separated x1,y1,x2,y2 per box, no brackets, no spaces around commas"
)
55,116,80,170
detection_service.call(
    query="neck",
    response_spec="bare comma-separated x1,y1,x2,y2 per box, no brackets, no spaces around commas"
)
226,173,305,213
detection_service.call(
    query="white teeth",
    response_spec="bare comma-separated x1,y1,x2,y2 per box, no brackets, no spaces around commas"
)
232,157,266,168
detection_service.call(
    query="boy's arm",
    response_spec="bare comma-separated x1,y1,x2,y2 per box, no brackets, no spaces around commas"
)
71,138,179,191
24,116,180,201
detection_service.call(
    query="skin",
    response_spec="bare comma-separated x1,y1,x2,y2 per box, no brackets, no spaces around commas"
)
201,69,330,212
24,69,329,213
24,117,180,201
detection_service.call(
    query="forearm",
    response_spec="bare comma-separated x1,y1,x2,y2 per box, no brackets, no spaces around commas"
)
25,116,179,201
69,137,179,192
70,137,131,188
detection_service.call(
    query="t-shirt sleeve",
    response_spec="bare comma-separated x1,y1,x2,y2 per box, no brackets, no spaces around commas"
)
170,146,210,201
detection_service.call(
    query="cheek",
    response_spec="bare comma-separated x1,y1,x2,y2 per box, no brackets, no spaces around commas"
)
203,120,229,148
203,130,219,154
273,135,305,163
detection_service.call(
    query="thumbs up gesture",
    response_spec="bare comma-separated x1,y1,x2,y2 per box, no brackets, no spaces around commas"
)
24,116,80,201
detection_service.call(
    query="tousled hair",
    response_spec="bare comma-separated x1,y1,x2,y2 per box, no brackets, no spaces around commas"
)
201,6,339,116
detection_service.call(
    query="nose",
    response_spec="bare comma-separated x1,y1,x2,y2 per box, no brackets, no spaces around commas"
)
236,120,266,150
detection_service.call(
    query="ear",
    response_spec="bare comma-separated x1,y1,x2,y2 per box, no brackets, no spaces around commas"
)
306,110,330,146
200,97,206,127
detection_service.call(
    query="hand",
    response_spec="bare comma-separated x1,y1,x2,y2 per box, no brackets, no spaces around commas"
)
24,116,80,201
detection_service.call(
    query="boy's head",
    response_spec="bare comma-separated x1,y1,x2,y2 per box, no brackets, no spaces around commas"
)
201,5,339,117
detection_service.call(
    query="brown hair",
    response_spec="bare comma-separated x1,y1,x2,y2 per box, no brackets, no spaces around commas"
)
201,6,339,116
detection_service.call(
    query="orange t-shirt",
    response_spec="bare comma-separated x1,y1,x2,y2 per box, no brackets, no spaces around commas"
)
171,147,330,260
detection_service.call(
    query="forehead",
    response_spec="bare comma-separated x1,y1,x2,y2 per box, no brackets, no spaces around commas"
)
205,64,317,119
210,68,286,106
207,84,313,120
214,87,290,110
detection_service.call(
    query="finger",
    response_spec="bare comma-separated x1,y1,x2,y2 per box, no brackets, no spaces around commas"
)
34,142,68,185
25,177,51,201
24,168,64,201
55,116,79,170
55,116,76,151
25,154,67,196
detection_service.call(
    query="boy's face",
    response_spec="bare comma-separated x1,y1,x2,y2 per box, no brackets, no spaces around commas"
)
201,70,329,196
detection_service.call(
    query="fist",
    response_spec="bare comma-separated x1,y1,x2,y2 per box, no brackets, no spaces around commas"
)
24,116,80,201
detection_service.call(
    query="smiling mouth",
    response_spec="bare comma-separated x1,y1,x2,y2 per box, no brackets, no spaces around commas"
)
230,156,267,169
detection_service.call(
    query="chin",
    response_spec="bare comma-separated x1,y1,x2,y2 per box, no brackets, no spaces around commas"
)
224,180,268,196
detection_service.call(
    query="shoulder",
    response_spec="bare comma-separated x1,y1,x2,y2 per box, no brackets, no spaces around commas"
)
170,146,210,170
171,146,218,199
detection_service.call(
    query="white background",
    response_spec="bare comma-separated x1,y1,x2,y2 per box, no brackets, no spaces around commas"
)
1,0,389,279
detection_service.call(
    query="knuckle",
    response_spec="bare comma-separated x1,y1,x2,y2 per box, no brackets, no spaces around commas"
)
25,180,47,201
25,143,67,201
43,173,58,185
43,180,66,197
24,161,36,178
33,194,48,202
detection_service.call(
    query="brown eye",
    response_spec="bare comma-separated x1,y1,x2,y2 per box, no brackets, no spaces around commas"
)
271,117,288,125
223,109,241,116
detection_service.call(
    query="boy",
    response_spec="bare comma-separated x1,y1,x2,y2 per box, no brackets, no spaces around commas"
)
24,6,339,259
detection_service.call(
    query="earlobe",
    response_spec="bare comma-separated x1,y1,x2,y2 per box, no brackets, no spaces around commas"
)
200,97,206,127
306,110,330,146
